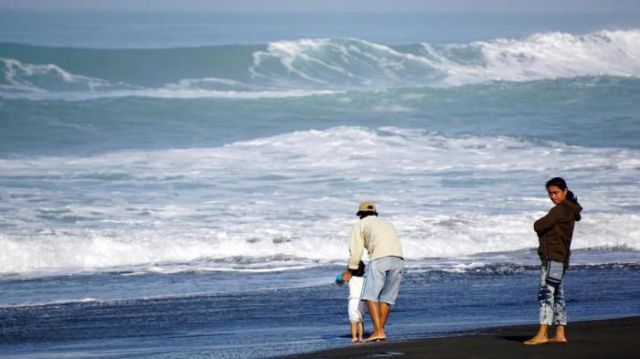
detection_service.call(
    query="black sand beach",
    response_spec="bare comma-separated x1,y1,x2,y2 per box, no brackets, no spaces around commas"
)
287,316,639,359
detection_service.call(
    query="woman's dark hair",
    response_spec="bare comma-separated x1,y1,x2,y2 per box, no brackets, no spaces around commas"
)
546,177,579,204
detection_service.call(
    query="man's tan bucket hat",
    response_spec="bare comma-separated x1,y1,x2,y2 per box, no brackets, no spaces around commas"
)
357,201,377,215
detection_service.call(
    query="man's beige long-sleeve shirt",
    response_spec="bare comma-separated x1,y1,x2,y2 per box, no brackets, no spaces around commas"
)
348,216,403,270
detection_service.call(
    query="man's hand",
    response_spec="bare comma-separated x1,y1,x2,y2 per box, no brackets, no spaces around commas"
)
342,269,352,283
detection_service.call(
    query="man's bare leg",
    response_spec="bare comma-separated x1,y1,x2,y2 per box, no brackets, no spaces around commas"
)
365,300,386,341
380,302,391,329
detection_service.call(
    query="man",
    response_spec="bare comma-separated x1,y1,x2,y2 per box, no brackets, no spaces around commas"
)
341,201,404,342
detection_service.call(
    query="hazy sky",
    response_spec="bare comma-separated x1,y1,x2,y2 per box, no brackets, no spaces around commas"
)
2,0,640,13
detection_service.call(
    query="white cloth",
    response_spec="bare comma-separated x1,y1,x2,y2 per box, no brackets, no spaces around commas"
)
348,276,366,323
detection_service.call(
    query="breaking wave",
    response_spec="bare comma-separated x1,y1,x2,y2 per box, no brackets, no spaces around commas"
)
1,29,639,99
1,127,638,276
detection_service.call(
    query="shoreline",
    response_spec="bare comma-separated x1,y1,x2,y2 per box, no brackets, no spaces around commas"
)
285,316,640,359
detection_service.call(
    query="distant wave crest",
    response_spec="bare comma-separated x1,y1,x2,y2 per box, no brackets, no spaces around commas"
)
0,57,112,93
1,29,639,99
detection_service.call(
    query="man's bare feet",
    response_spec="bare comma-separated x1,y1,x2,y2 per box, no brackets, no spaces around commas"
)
523,336,549,345
351,337,358,344
548,337,568,343
364,331,386,342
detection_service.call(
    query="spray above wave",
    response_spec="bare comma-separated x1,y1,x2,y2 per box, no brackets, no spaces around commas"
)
1,29,639,99
422,29,640,85
1,127,638,276
250,30,640,86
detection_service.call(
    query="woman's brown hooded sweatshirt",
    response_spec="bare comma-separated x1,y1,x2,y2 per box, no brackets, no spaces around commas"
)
535,199,583,267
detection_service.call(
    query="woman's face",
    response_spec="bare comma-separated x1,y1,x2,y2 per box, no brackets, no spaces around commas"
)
547,185,567,205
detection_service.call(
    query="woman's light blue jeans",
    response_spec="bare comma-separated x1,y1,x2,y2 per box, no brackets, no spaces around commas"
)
538,265,567,326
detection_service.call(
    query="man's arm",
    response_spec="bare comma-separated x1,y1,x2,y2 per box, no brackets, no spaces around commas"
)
348,221,364,270
343,222,365,282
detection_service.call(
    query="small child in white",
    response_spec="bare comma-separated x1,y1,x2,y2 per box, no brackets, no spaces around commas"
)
347,261,366,343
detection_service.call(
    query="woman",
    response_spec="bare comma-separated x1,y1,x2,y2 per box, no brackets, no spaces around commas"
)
524,177,582,345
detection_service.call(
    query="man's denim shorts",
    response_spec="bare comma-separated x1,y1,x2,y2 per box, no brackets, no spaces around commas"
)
361,256,404,305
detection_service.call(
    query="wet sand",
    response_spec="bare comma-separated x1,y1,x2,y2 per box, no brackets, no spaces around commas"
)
286,316,639,359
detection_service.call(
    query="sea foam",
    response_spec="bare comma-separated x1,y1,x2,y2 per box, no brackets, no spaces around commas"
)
1,127,638,276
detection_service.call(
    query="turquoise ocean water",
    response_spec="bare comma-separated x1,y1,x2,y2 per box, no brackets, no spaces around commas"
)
1,11,639,358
